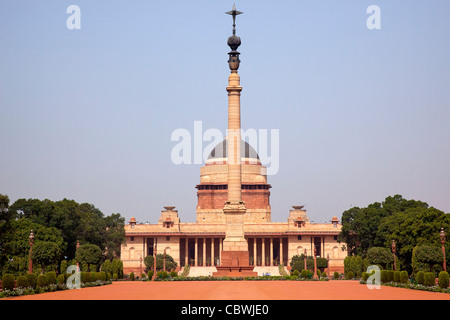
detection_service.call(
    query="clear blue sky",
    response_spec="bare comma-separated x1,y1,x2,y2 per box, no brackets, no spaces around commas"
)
1,1,449,224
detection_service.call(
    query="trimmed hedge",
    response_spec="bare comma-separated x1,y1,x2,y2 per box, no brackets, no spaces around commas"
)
393,271,400,283
37,274,49,288
424,272,435,286
57,274,65,285
27,273,37,288
47,271,57,285
17,275,30,288
438,271,449,289
2,274,15,290
386,270,394,282
417,271,425,285
400,271,409,284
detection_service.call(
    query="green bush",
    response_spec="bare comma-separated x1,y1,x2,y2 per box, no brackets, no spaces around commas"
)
113,273,118,280
321,271,327,278
300,269,308,278
424,272,435,286
46,271,57,284
346,271,354,280
333,271,339,279
130,272,135,281
2,274,15,290
292,270,300,277
157,271,168,279
27,273,37,288
98,272,106,281
17,275,30,288
380,270,388,283
393,271,400,283
57,274,65,285
386,270,394,282
147,271,154,279
90,272,97,282
37,274,49,288
438,271,449,289
170,271,178,278
362,272,369,281
416,271,425,285
400,271,409,284
80,272,90,283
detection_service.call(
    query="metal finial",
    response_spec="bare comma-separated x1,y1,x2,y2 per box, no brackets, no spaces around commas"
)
226,4,243,35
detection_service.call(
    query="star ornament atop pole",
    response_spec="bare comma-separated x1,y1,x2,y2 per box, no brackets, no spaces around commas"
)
226,4,243,35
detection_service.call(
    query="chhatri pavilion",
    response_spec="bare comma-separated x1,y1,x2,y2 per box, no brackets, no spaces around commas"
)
120,6,346,276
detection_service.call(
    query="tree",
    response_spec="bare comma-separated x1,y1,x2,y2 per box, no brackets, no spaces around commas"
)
366,247,393,270
75,244,102,268
0,194,12,268
32,241,62,272
144,254,177,272
412,245,443,273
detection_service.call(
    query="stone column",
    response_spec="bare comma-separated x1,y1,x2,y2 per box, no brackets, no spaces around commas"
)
253,238,257,266
185,238,189,267
280,238,284,266
194,238,198,267
203,237,206,267
220,238,223,265
210,238,214,267
262,237,265,266
269,238,273,266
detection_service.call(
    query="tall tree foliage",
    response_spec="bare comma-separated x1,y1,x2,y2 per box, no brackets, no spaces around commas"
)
339,195,450,273
0,194,126,274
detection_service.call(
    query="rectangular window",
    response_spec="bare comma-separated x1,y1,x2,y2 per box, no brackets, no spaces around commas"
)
166,236,170,241
131,236,134,241
297,235,302,241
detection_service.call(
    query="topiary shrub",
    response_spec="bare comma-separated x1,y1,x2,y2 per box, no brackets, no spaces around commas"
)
333,271,339,279
386,270,394,282
37,274,49,288
147,271,154,279
362,272,369,281
80,271,91,283
301,269,308,278
2,274,15,290
400,271,408,284
380,270,388,283
46,271,57,285
130,272,135,281
113,273,118,280
90,272,97,282
292,270,300,277
424,272,435,286
17,275,30,288
170,271,178,278
57,274,65,285
417,271,425,285
438,271,449,289
26,273,37,288
393,271,400,283
321,271,327,279
346,271,354,280
98,272,106,281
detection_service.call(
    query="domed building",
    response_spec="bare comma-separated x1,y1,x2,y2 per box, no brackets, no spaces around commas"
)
120,6,346,276
196,139,271,224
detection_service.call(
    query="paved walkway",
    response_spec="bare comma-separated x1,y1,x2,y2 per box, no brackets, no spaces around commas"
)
4,280,450,300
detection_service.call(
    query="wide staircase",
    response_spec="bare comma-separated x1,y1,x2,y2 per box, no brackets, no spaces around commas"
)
180,265,288,277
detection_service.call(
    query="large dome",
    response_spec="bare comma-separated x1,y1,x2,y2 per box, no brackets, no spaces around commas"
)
207,139,259,164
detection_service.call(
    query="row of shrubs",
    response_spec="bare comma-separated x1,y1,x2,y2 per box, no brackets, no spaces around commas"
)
359,269,450,292
1,271,112,298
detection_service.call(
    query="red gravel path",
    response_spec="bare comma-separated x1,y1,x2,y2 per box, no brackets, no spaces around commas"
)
3,280,450,300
